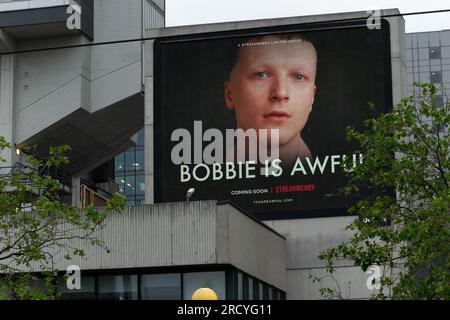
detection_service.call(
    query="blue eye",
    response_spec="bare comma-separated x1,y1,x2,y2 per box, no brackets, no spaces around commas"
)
254,71,267,78
294,73,305,81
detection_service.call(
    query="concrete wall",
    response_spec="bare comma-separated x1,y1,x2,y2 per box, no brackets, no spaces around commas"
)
89,0,143,113
1,0,161,176
144,9,407,299
217,204,286,291
264,218,380,299
23,201,285,291
14,35,89,143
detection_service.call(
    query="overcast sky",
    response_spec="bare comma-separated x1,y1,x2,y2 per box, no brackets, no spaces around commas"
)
166,0,450,33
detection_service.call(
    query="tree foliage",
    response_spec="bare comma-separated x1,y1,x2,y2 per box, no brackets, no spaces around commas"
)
0,137,125,299
316,83,450,299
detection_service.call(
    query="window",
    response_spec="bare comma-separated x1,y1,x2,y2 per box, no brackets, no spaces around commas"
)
429,47,441,59
141,274,181,300
98,275,138,300
135,149,144,171
430,71,442,83
115,153,124,171
248,278,254,300
114,128,145,205
259,283,263,300
125,175,135,196
136,174,145,195
137,128,145,146
263,284,269,300
115,175,125,194
183,271,226,300
125,151,135,172
418,33,429,48
273,290,279,300
237,272,243,300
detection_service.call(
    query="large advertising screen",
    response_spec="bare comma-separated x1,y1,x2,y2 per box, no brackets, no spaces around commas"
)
154,19,392,219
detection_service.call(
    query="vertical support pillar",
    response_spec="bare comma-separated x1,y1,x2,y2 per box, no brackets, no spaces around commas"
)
0,54,16,167
144,39,155,204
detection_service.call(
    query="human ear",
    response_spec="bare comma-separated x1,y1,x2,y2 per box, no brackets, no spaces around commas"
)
224,81,234,110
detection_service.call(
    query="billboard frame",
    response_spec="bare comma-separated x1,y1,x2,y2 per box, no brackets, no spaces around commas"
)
153,18,393,220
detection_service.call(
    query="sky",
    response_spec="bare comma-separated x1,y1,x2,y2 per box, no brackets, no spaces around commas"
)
165,0,450,33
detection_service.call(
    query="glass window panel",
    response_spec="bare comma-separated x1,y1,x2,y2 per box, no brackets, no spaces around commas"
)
405,34,412,48
430,59,441,66
57,275,95,300
136,174,145,195
406,50,412,61
98,275,138,300
411,34,418,48
237,272,243,300
137,128,145,146
259,283,263,300
263,285,269,300
418,59,429,67
115,175,125,194
125,175,135,196
267,287,271,300
429,32,440,47
135,149,144,171
418,33,429,48
443,71,450,83
441,31,450,46
430,71,442,83
429,47,441,59
115,153,124,172
248,278,254,300
141,274,181,300
442,47,450,59
183,271,225,300
273,290,279,300
431,65,442,72
418,48,429,60
420,72,430,82
125,151,135,172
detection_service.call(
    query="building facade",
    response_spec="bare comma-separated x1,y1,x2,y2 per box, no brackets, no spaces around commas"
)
406,29,450,104
0,0,165,205
143,9,407,300
1,4,411,300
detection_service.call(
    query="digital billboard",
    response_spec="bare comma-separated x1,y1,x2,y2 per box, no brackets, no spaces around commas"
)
154,19,392,219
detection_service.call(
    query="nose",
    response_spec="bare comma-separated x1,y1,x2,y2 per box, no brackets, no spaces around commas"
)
269,77,289,103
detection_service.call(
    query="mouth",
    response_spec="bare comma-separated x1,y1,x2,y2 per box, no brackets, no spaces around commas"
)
263,110,290,122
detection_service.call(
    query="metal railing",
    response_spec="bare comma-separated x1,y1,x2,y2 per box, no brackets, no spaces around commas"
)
0,162,72,196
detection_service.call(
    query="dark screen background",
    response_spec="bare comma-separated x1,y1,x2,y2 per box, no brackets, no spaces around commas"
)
154,21,392,220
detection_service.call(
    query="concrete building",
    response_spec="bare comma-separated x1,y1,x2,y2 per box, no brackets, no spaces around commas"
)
143,8,407,299
0,0,164,203
0,3,409,300
406,29,450,104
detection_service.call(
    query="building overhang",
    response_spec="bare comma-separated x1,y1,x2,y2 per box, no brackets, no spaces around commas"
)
19,201,287,291
0,0,93,43
16,93,144,176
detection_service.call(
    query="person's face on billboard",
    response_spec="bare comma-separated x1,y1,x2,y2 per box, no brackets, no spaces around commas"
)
224,35,317,149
